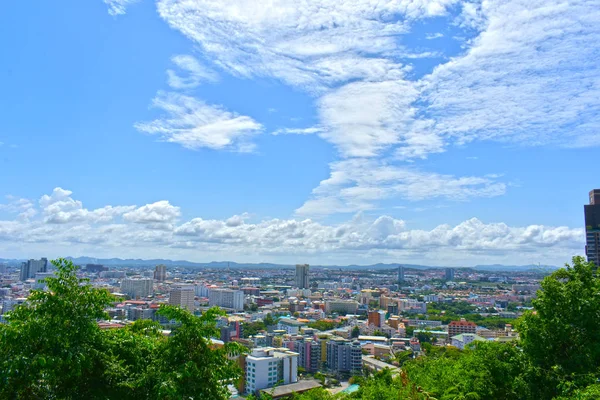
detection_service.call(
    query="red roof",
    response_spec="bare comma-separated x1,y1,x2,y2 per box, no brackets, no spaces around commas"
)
449,320,476,327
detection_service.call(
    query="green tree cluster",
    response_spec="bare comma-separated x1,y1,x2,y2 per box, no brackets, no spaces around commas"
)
0,259,245,400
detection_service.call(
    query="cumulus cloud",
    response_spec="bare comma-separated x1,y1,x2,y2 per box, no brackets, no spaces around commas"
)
0,188,583,265
134,91,263,152
166,54,218,89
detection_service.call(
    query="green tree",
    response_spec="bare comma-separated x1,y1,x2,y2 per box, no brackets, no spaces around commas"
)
351,326,360,338
0,258,116,399
147,305,246,399
518,256,600,399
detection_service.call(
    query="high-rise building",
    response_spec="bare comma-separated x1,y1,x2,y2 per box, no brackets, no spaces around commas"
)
19,258,48,281
445,268,455,281
326,339,362,373
584,189,600,266
169,285,195,311
245,347,298,395
295,264,310,289
209,288,244,311
397,265,405,284
120,278,153,299
154,264,167,281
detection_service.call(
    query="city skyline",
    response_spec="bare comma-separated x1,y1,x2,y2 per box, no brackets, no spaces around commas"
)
1,1,599,266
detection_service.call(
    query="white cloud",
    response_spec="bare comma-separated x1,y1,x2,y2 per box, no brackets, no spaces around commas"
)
134,91,263,152
39,187,135,224
414,0,600,154
166,54,218,89
123,200,181,224
296,159,506,216
0,188,583,265
425,32,444,39
104,0,139,16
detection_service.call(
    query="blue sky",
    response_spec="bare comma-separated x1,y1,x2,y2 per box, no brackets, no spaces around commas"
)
0,0,598,266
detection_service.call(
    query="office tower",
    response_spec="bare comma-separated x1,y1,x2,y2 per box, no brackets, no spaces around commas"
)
585,189,600,266
397,265,405,284
445,268,455,281
245,347,298,394
120,277,154,299
169,285,195,311
295,264,310,289
19,258,48,281
154,264,167,281
209,288,244,311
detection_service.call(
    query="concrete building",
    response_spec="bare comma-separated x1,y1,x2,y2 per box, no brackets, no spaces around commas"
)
245,347,298,395
297,339,321,373
154,264,167,281
584,189,600,266
85,264,107,273
325,300,359,315
209,288,244,311
367,310,386,328
451,333,486,350
277,318,307,335
397,265,405,284
120,277,153,299
33,272,54,290
295,264,310,289
445,268,455,281
448,318,477,337
19,258,48,281
326,339,362,374
169,285,195,311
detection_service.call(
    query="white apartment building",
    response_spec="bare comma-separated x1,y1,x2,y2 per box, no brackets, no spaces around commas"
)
245,347,298,395
209,288,244,311
120,277,153,299
169,285,195,311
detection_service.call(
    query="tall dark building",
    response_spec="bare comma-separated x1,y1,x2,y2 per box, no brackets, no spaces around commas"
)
19,258,48,281
445,268,455,281
397,265,405,284
584,189,600,266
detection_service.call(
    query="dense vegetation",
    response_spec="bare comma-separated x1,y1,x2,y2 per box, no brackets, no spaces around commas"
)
1,256,598,400
0,259,244,399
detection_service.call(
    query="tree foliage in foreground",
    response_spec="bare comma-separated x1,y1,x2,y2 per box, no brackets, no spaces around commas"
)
0,258,244,400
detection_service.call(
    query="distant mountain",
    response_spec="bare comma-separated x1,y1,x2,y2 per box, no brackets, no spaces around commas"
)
0,256,559,272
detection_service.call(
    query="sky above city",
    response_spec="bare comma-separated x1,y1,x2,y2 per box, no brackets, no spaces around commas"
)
0,0,598,266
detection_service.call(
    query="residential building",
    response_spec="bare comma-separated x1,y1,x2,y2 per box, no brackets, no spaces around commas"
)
445,268,455,281
209,288,244,311
154,264,167,281
277,318,306,335
367,310,386,328
325,300,359,314
33,272,54,290
406,319,442,328
295,264,310,289
451,333,486,350
19,258,48,281
245,347,298,395
448,318,477,337
326,339,362,374
584,189,600,266
169,285,195,311
297,339,321,373
120,277,153,299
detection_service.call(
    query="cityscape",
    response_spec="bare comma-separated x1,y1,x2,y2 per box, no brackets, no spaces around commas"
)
2,0,600,399
0,189,597,398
